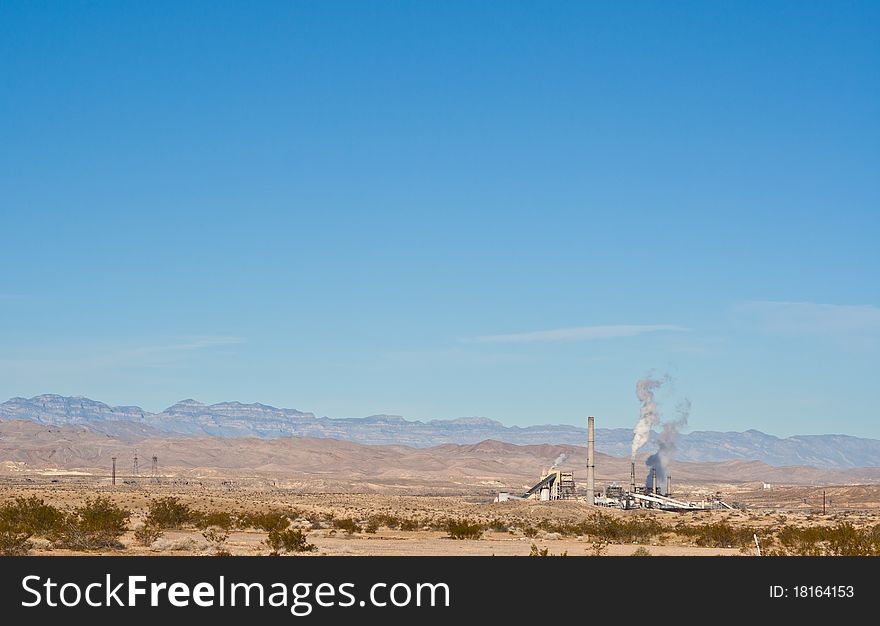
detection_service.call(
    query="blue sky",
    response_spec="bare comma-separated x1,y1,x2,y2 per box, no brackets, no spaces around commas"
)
1,2,878,437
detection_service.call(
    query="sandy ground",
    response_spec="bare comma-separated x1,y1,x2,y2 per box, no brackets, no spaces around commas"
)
3,476,879,556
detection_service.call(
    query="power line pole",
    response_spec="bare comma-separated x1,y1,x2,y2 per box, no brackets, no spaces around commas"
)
132,450,139,477
111,456,116,486
151,456,159,484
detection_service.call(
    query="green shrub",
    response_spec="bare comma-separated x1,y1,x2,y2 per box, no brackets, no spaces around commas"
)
198,511,234,530
630,547,652,556
332,518,360,535
264,528,316,556
52,497,130,550
825,523,879,556
446,520,483,540
369,514,400,529
239,511,290,532
675,521,756,548
364,520,379,534
145,497,195,530
0,497,64,536
0,529,33,556
134,524,163,547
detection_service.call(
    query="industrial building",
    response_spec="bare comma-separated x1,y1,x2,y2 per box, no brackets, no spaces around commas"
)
496,415,733,511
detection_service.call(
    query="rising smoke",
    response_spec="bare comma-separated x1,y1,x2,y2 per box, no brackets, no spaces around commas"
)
630,376,668,460
644,398,690,494
550,453,568,469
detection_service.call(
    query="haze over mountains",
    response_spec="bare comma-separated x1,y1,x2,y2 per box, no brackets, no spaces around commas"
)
3,419,880,492
2,394,878,470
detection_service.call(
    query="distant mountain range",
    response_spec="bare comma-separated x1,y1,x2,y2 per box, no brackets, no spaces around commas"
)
2,394,878,470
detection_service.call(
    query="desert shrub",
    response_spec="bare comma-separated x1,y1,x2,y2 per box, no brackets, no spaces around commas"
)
775,525,823,556
264,528,316,556
52,497,130,550
534,514,662,543
631,547,652,556
145,497,196,530
370,514,400,529
675,521,756,548
488,519,509,532
586,515,663,543
239,511,290,532
201,526,231,556
824,523,879,556
332,518,361,535
769,523,880,556
446,520,483,540
528,543,567,557
134,524,163,547
364,519,379,534
198,511,235,530
529,544,549,556
399,518,420,532
0,527,33,556
0,496,64,536
522,526,539,538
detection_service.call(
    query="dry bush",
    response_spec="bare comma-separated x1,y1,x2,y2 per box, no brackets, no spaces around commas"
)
674,521,757,548
145,497,196,530
52,497,130,550
0,529,33,556
264,528,316,556
239,511,289,532
630,547,652,556
771,523,880,556
0,497,64,536
445,520,483,540
588,540,608,556
201,526,230,556
198,511,235,530
332,518,361,535
134,524,163,547
528,544,567,557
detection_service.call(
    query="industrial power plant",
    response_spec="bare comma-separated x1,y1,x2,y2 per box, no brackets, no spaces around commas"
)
495,415,734,511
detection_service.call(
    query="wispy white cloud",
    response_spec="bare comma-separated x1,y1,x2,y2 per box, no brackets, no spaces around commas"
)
468,324,688,344
0,336,246,374
737,301,880,335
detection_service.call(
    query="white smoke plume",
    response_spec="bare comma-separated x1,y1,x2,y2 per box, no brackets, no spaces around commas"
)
630,376,668,460
644,398,690,493
550,453,568,469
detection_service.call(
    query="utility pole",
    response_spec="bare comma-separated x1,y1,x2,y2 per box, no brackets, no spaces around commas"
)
151,456,159,484
132,450,139,477
823,490,826,515
111,456,116,486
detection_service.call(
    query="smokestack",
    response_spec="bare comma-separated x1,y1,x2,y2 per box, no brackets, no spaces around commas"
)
651,467,657,495
111,457,116,486
630,461,636,494
586,416,595,505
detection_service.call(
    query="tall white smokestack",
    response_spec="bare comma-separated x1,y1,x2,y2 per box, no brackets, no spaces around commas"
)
586,416,595,505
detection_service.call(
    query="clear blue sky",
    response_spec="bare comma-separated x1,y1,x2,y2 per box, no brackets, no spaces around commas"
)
1,2,878,437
